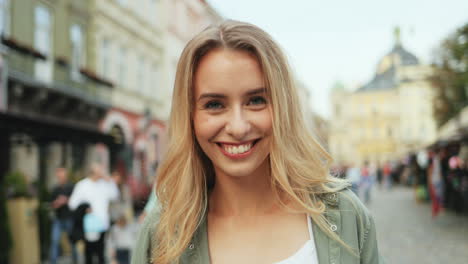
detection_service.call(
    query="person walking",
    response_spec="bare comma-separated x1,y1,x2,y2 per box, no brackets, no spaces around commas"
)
69,162,119,264
345,164,361,195
383,161,392,190
108,214,138,264
49,167,77,264
360,161,374,204
428,150,444,218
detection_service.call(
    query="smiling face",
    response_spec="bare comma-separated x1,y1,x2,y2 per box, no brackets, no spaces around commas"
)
193,48,272,179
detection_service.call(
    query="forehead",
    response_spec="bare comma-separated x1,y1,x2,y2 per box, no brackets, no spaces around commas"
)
193,48,265,96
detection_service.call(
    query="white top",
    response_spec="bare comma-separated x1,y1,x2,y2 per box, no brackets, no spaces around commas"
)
108,223,138,250
274,216,319,264
68,178,119,230
346,167,361,183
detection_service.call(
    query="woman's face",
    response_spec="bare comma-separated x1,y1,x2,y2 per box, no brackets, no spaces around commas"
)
193,48,272,178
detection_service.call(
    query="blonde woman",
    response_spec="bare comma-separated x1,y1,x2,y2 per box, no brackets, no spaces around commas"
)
132,20,384,264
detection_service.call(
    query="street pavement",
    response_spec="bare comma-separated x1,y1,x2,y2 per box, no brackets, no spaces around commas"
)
366,186,468,264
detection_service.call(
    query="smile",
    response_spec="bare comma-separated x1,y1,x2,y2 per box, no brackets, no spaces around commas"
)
216,140,259,158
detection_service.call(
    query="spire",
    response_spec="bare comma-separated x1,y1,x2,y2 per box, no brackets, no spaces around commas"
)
394,26,402,47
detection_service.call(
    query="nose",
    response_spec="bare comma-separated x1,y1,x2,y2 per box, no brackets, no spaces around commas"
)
225,107,251,140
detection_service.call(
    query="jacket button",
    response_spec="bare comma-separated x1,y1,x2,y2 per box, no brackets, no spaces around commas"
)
330,224,337,232
189,243,195,250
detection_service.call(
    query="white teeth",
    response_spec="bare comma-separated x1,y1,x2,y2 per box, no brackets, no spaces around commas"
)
223,143,252,155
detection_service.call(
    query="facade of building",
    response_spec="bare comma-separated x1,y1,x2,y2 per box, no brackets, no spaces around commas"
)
295,79,329,148
91,0,167,201
0,0,116,262
92,0,222,202
329,31,437,166
160,0,222,119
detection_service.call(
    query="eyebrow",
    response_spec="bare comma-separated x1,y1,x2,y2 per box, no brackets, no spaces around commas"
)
197,87,266,102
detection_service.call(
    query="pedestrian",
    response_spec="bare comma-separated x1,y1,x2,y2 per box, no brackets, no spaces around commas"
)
108,214,138,264
69,162,119,264
376,165,383,189
109,170,134,226
383,161,392,190
132,20,384,264
360,161,374,204
428,150,444,218
49,167,77,264
345,164,361,195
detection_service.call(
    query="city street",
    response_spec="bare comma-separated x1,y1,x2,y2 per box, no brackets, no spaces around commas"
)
368,186,468,264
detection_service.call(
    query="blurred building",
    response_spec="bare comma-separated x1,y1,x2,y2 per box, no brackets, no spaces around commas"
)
0,0,116,261
161,0,222,118
295,79,329,148
0,0,116,189
91,0,167,202
93,0,222,202
329,29,437,166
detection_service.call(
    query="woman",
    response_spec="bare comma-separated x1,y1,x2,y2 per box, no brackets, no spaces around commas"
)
132,20,383,264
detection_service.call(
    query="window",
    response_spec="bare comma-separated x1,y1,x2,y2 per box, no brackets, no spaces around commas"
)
420,125,425,138
0,0,10,36
137,55,145,94
387,127,392,138
335,105,341,117
118,46,126,87
34,5,53,82
70,24,85,82
101,38,110,79
150,63,158,96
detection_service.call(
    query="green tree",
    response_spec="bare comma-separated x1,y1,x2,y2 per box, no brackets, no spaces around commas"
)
431,23,468,127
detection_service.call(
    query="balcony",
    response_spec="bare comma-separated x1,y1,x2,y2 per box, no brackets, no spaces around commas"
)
3,37,112,108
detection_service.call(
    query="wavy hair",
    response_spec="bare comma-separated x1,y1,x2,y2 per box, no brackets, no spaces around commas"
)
153,20,351,263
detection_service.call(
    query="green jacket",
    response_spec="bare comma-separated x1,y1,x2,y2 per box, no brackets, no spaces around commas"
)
131,189,385,263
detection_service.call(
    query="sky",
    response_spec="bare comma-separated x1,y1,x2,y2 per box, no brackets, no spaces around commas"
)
207,0,468,118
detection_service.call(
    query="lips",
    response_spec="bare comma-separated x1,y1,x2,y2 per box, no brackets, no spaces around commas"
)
216,139,260,158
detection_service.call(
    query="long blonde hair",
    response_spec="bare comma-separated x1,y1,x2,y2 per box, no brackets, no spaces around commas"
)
153,20,350,263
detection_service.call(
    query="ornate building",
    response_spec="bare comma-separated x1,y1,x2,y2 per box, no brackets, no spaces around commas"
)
330,29,437,166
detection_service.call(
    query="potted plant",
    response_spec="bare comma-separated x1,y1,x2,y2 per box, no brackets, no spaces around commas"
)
0,177,12,264
4,171,40,264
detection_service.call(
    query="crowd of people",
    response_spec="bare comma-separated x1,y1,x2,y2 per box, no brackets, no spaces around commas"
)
338,161,394,204
409,142,468,217
48,163,145,264
335,140,468,218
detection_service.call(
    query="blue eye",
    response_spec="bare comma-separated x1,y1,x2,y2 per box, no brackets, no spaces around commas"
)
248,96,267,105
204,101,223,109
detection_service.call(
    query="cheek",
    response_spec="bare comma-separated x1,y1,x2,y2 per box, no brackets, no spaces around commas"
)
255,109,273,135
193,113,223,140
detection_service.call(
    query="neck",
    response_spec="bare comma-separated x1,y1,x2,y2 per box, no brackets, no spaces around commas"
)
209,166,279,217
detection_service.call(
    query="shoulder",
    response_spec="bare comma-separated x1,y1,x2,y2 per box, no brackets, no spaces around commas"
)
320,188,373,226
319,187,371,219
329,189,381,258
72,179,86,191
337,189,369,215
76,178,90,187
132,208,161,264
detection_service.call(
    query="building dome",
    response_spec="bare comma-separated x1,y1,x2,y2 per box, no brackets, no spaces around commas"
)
376,45,419,74
359,27,420,92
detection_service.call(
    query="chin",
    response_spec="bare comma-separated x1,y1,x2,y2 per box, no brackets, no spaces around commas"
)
214,158,270,179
